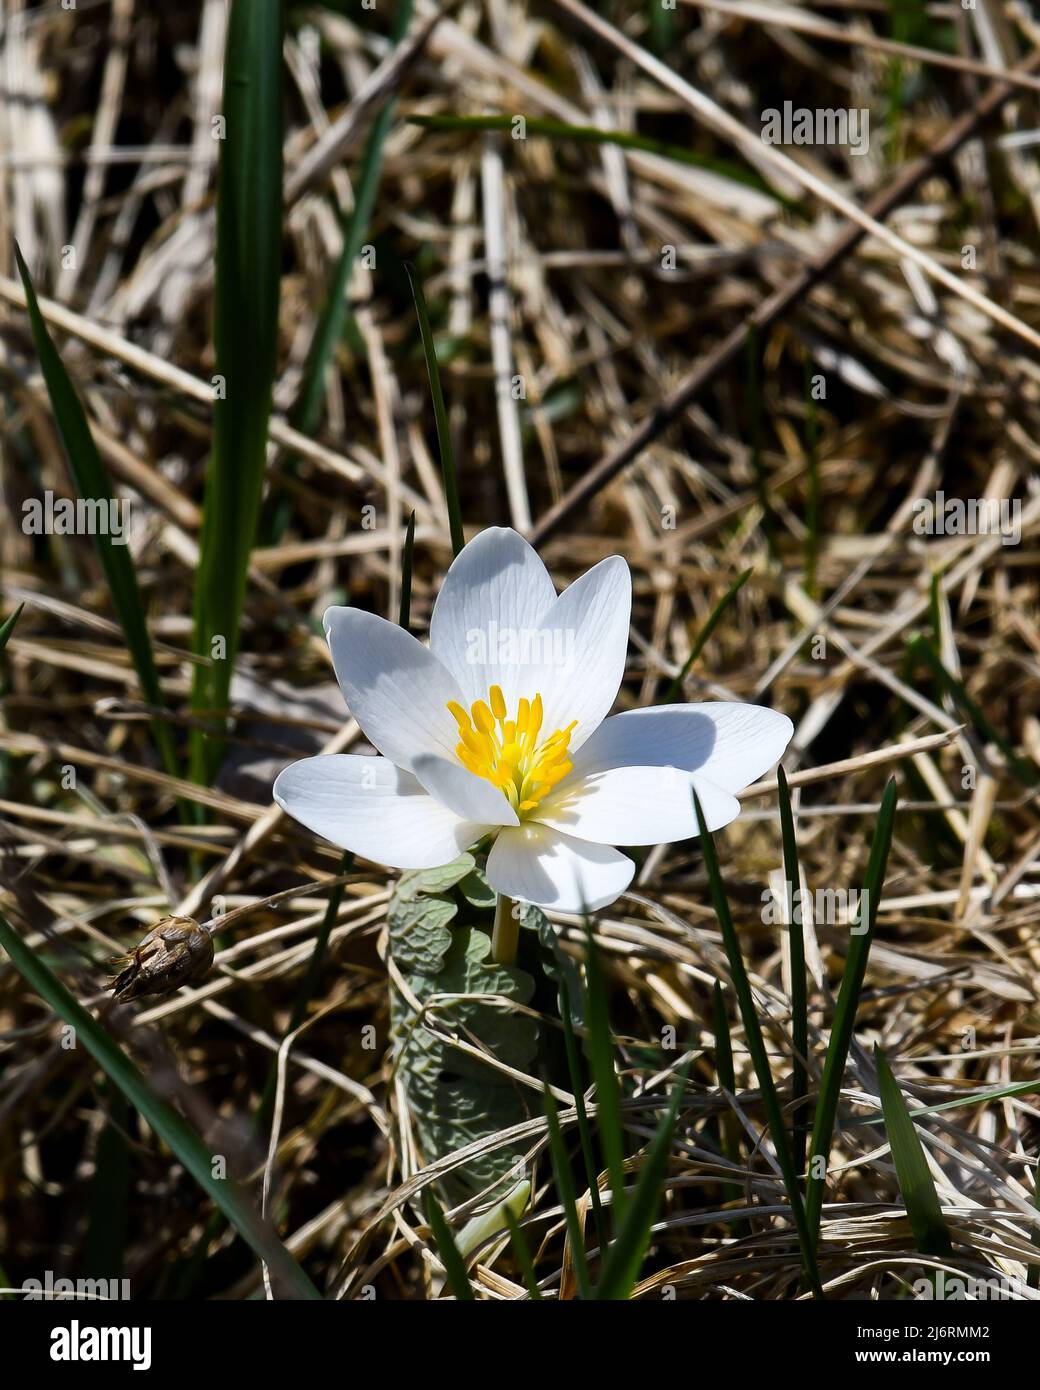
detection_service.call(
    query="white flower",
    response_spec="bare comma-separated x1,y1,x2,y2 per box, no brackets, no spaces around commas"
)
273,528,792,913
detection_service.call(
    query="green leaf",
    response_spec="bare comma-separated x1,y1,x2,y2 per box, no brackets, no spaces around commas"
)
806,778,898,1243
424,1189,474,1300
388,892,458,976
534,907,583,1025
458,865,496,910
14,249,178,780
191,0,284,785
694,790,821,1295
407,928,538,1085
405,262,464,556
595,1058,690,1300
398,855,477,897
457,1177,530,1259
388,853,474,975
390,865,539,1197
874,1045,952,1258
0,909,322,1299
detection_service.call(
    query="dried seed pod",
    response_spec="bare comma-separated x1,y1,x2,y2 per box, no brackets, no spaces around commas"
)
107,917,214,1002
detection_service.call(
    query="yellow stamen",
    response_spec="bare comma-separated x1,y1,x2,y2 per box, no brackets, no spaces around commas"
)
446,688,577,818
447,700,472,730
530,694,543,739
472,700,496,734
457,746,484,776
455,727,485,758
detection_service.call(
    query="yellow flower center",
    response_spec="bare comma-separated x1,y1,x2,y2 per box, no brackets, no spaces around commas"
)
448,685,576,817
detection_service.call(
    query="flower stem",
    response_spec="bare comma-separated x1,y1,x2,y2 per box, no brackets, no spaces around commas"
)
491,893,519,965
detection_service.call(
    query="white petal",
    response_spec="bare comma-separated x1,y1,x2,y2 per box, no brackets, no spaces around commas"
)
570,702,793,791
323,607,462,772
533,556,631,754
273,755,485,869
486,823,634,912
413,754,519,827
534,765,739,845
428,526,557,707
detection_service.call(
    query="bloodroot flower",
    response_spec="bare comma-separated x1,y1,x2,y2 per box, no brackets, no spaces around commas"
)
274,528,792,913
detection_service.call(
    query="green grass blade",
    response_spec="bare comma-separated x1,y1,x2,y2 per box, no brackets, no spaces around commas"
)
405,262,464,556
664,568,752,702
777,767,809,1180
0,909,322,1299
805,777,898,1242
908,635,1037,786
398,511,416,632
82,1087,130,1285
287,852,352,1036
14,248,178,780
0,603,17,797
803,353,820,599
712,981,735,1099
542,1081,591,1299
648,0,675,54
261,2,414,545
409,113,789,203
860,1076,1039,1126
926,570,943,652
504,1208,542,1298
582,921,627,1223
595,1058,690,1300
423,1189,475,1300
874,1045,952,1258
0,603,23,651
745,325,778,563
711,980,742,1211
694,790,822,1295
190,0,284,785
293,0,413,440
558,975,608,1252
256,852,353,1128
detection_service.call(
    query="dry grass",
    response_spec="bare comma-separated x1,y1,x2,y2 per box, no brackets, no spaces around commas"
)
0,0,1039,1300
